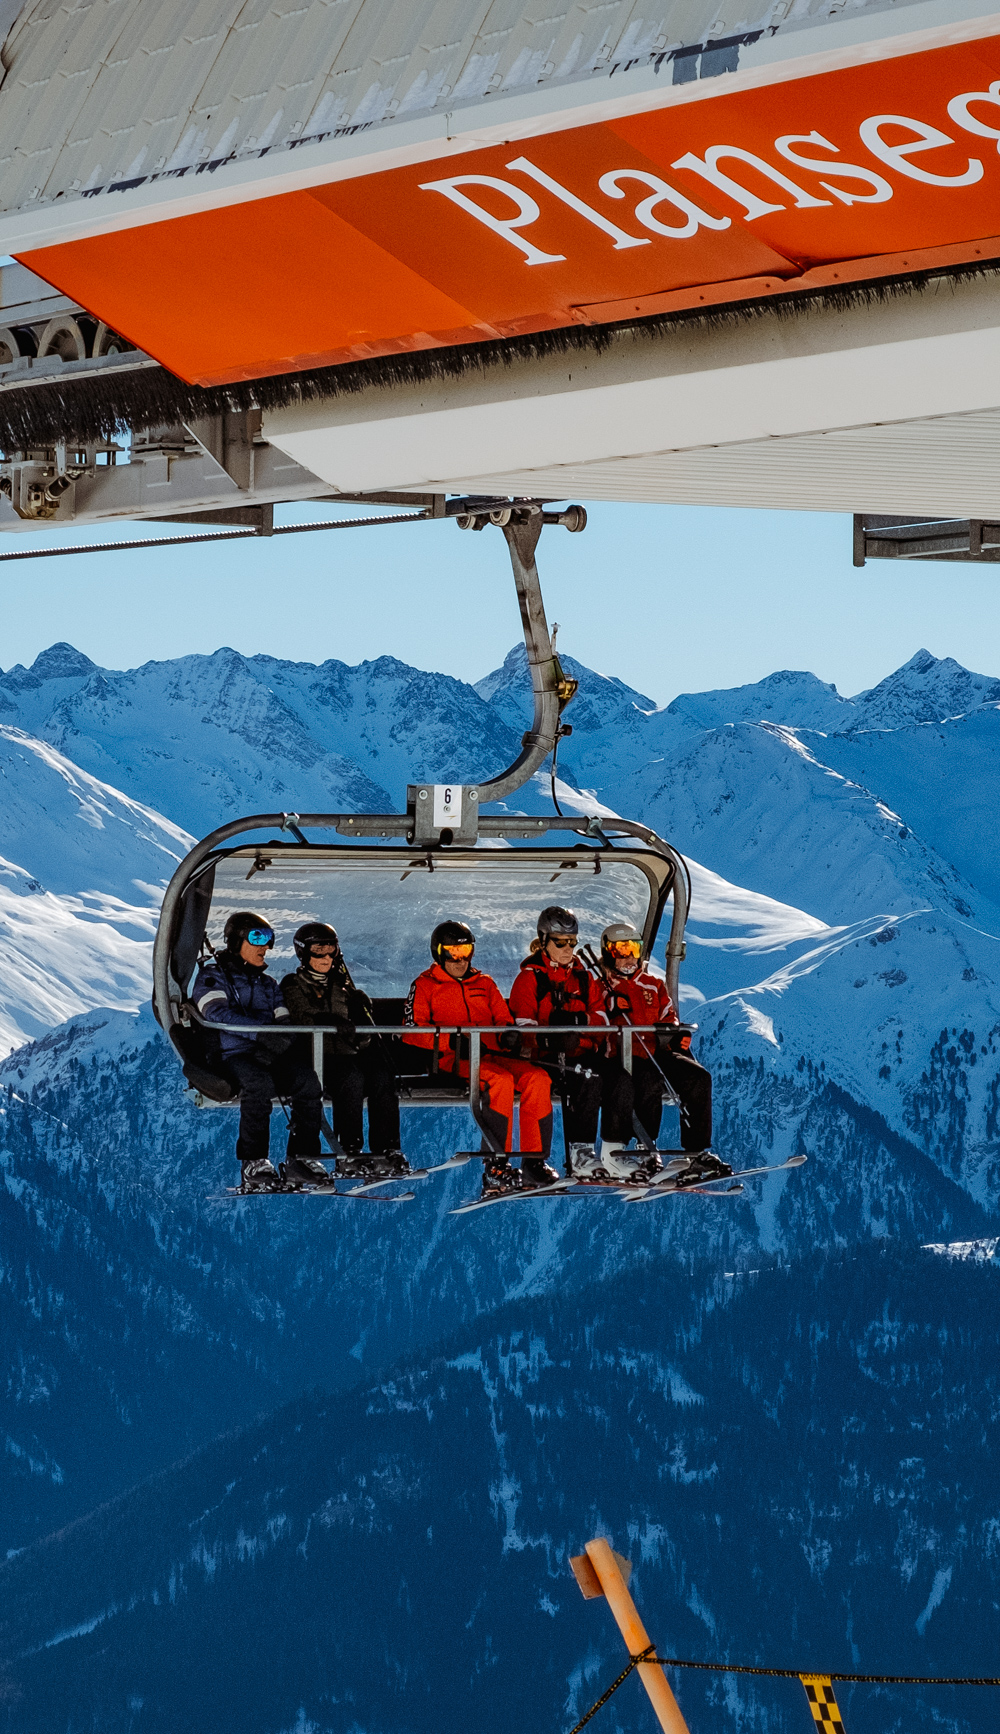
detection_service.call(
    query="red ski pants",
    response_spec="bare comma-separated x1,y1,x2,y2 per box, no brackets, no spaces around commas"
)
479,1056,553,1155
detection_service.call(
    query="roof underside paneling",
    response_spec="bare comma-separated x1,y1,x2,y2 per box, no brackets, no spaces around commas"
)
434,408,1000,517
0,0,924,214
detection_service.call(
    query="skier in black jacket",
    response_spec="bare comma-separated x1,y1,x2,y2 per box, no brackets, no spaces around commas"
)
281,923,405,1179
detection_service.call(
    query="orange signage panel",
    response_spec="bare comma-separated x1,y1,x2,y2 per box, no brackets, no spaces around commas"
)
19,33,1000,387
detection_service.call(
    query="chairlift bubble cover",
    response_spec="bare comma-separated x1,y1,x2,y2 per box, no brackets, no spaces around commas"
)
172,842,673,1001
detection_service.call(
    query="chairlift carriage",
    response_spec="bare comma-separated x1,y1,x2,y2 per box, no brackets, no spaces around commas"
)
151,501,806,1203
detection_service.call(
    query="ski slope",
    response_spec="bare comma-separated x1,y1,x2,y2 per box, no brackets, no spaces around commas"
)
0,725,191,1052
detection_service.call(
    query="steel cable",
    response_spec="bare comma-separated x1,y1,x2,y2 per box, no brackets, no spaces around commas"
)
565,1644,657,1734
565,1647,999,1734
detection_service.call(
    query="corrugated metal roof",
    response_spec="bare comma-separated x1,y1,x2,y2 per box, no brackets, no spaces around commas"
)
0,0,926,216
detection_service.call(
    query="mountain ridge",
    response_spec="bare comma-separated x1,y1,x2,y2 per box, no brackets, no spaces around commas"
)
1,1242,997,1733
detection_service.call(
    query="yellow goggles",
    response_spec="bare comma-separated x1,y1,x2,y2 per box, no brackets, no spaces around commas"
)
608,939,642,958
440,942,474,959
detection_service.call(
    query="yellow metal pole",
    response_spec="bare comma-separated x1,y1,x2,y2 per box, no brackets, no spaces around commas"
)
583,1538,692,1734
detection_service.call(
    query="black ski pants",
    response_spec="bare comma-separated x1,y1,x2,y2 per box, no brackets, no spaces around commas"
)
551,1058,602,1147
601,1051,712,1152
324,1044,400,1154
228,1047,322,1165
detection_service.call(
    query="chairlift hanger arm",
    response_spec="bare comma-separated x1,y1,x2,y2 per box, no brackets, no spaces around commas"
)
461,502,584,806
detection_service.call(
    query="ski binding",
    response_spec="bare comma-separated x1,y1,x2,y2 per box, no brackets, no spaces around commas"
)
622,1153,807,1201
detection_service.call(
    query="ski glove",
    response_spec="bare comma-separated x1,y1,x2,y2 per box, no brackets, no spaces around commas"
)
541,1030,580,1059
256,1030,293,1057
656,1025,692,1055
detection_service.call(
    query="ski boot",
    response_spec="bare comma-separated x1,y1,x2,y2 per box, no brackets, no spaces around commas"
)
240,1156,283,1193
282,1154,337,1188
674,1150,734,1186
481,1158,522,1199
598,1142,648,1184
520,1157,561,1190
337,1149,371,1179
567,1143,611,1182
366,1151,410,1178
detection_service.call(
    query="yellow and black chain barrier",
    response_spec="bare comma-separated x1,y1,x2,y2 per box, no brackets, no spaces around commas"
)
567,1649,1000,1734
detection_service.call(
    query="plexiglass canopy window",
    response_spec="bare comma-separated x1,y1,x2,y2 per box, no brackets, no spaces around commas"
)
196,846,670,999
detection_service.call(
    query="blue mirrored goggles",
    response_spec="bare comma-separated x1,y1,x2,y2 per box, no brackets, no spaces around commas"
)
245,927,274,948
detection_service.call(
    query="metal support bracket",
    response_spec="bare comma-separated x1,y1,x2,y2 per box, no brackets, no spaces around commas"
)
853,513,1000,565
407,782,480,845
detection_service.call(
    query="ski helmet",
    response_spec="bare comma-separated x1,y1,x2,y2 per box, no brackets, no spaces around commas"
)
293,922,340,964
537,906,578,942
224,910,275,953
431,920,475,963
601,922,643,973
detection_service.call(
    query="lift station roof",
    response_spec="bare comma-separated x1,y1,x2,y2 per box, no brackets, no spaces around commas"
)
0,1,998,520
0,0,996,389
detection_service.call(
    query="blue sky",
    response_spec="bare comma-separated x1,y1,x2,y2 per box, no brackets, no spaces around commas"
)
0,500,991,704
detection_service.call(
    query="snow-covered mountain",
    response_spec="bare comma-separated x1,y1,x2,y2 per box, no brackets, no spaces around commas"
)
0,642,521,836
2,635,1000,1732
0,641,523,1051
851,647,1000,729
3,1243,997,1734
4,635,1000,1180
0,726,191,1051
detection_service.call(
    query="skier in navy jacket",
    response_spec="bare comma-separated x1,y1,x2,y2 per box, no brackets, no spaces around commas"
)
192,911,325,1192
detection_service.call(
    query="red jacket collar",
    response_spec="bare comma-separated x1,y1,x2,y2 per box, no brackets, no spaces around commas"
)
607,967,650,986
428,961,481,985
524,951,580,977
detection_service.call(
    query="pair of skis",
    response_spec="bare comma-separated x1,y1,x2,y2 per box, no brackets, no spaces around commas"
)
208,1153,473,1205
209,1151,807,1210
449,1154,808,1214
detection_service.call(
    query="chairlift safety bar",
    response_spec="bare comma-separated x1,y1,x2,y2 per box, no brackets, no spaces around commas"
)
181,1010,689,1156
183,1008,685,1079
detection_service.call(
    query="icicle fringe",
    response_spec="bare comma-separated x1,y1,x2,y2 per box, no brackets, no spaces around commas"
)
1,259,997,452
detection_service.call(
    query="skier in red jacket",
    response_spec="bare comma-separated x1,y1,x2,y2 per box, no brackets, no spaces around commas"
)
403,921,556,1195
597,922,727,1184
508,906,609,1179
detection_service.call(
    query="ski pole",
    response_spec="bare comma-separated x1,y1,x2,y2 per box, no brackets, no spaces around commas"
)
530,1056,599,1082
339,959,390,1055
557,1051,572,1176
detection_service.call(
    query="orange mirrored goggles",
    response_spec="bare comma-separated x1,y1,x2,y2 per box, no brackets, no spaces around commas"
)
608,939,642,958
440,943,474,959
